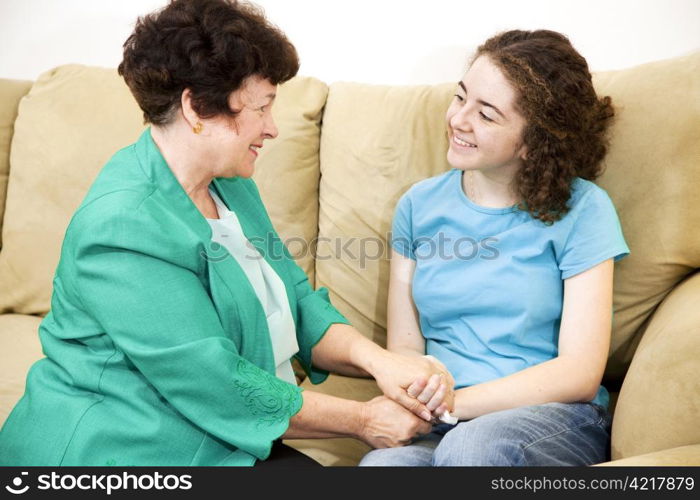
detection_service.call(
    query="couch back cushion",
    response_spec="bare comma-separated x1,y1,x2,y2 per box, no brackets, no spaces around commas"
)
0,65,327,315
590,52,700,383
317,52,700,385
0,79,33,249
316,83,454,345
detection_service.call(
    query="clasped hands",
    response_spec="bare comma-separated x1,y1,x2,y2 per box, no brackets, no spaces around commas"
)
359,351,456,449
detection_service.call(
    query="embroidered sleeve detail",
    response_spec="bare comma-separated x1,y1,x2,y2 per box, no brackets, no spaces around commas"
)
233,360,301,429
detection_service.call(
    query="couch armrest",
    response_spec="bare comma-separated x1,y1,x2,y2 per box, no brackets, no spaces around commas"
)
596,444,700,466
611,271,700,460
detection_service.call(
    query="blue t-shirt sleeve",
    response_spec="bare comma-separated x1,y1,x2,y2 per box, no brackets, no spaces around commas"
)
391,191,415,260
559,186,630,279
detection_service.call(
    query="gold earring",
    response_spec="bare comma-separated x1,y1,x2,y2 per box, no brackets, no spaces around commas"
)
192,122,203,134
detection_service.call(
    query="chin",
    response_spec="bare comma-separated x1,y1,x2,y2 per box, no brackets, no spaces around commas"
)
446,151,473,172
226,162,255,179
236,167,255,179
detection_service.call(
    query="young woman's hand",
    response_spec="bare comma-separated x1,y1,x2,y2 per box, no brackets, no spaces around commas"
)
357,396,432,448
406,355,456,419
370,351,455,421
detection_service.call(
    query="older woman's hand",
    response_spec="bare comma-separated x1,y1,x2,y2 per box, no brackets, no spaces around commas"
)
370,351,455,421
357,396,432,448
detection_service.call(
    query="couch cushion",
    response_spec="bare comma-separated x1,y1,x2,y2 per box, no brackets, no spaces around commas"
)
610,271,700,460
253,76,328,286
0,314,43,427
597,444,700,466
0,79,32,249
0,65,327,315
0,65,144,315
316,82,455,349
592,52,700,385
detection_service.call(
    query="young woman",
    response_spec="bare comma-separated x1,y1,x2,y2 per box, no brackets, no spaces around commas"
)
360,30,629,466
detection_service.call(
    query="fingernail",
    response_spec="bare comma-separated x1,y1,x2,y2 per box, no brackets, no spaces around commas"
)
421,410,432,421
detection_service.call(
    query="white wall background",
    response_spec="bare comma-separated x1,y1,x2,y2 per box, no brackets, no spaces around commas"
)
1,0,699,85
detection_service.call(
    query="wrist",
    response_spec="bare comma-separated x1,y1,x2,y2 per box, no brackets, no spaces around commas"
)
452,388,473,420
349,336,386,377
353,400,369,441
392,347,425,358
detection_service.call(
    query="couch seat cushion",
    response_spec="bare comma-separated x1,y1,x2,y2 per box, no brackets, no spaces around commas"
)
0,314,43,426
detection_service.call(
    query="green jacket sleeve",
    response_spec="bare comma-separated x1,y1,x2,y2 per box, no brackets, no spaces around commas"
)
66,194,301,461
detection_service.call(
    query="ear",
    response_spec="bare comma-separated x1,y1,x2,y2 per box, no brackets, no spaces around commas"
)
517,143,528,162
180,88,200,128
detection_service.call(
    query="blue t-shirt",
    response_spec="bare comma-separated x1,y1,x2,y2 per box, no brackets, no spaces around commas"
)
392,169,630,409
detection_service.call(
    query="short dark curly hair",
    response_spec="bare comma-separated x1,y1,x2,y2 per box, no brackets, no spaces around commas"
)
474,30,614,224
118,0,299,125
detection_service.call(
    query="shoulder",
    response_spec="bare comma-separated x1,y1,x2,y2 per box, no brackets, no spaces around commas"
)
66,187,197,266
74,141,156,222
71,188,156,232
568,178,614,210
557,178,618,226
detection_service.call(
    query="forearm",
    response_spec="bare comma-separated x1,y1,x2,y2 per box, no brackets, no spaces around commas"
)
311,323,386,378
282,390,363,440
386,329,425,358
453,355,598,421
389,346,425,357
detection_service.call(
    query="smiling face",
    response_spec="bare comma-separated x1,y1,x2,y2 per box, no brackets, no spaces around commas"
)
446,55,528,176
200,75,278,178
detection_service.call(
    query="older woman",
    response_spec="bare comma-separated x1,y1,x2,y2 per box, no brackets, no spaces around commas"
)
0,0,452,466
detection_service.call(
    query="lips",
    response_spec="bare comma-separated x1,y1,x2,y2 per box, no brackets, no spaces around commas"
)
248,144,262,157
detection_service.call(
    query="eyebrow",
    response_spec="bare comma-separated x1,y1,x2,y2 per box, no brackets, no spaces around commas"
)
457,81,506,119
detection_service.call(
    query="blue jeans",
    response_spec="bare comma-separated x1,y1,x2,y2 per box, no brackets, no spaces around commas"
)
359,402,611,466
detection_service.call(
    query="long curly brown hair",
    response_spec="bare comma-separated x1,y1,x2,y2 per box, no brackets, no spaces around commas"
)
474,30,614,224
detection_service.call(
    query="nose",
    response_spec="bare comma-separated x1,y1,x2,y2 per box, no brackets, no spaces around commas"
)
264,114,278,140
449,103,473,133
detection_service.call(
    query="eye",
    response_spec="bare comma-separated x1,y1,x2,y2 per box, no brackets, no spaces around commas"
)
453,94,465,102
479,111,494,122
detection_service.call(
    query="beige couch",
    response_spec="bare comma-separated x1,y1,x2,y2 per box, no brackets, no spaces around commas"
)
1,52,699,466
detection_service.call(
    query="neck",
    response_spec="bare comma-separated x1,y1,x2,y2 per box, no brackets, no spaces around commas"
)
151,124,214,200
462,167,520,208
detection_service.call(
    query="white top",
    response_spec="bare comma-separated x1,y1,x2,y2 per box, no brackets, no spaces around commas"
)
206,188,299,385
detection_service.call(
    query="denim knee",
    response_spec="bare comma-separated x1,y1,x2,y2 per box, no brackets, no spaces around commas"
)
359,435,439,466
432,421,523,466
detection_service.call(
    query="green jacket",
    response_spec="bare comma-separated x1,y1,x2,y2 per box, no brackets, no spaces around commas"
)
0,128,348,466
